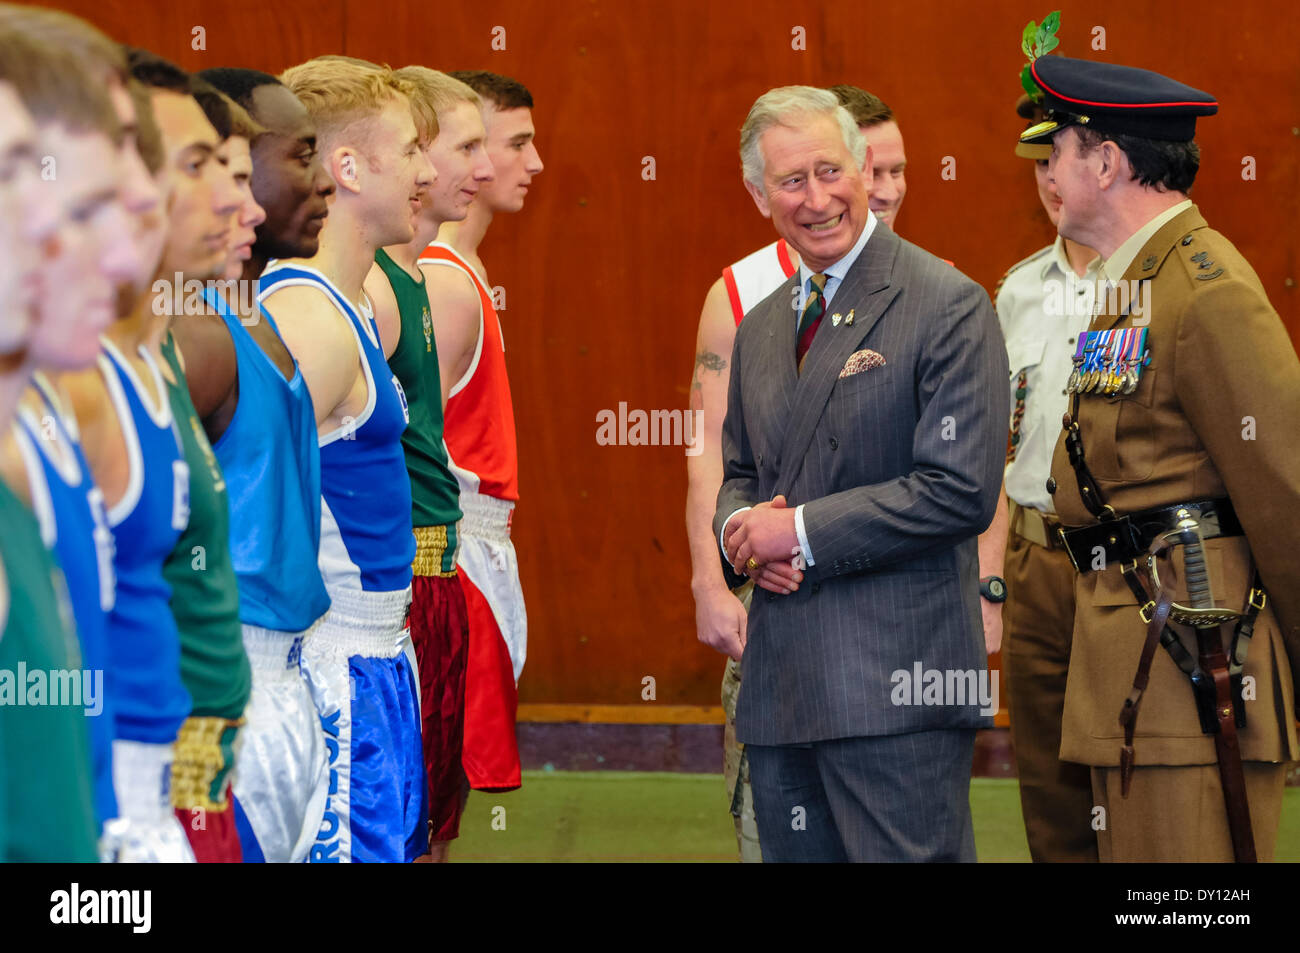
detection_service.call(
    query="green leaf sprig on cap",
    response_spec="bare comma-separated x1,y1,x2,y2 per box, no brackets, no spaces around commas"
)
1020,10,1061,101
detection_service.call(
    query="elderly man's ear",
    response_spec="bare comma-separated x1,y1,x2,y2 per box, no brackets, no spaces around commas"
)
744,178,771,219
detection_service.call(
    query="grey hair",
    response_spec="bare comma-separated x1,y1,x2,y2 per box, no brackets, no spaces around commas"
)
740,85,867,187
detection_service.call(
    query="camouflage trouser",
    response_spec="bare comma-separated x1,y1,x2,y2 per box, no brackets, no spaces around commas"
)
722,581,761,863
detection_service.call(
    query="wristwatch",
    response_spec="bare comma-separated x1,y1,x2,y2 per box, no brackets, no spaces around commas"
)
979,575,1007,603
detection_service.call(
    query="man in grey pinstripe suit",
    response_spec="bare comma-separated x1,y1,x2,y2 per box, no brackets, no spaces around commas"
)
715,87,1008,862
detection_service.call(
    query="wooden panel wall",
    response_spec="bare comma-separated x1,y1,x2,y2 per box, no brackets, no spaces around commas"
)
27,0,1300,709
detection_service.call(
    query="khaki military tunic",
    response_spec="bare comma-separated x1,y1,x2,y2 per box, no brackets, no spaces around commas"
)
1048,205,1300,859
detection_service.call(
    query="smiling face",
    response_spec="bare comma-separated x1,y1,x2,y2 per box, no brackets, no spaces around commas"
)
30,124,140,368
423,100,493,225
248,83,334,260
353,95,435,247
0,81,45,356
865,119,906,228
477,104,541,214
217,135,267,280
153,89,241,281
746,112,873,274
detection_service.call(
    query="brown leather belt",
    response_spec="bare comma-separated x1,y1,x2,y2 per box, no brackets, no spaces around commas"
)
1009,501,1064,550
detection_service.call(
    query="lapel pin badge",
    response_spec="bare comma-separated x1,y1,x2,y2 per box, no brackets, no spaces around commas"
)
831,312,842,327
845,308,855,326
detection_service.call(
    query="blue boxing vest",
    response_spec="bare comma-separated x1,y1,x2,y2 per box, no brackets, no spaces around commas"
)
257,264,414,593
206,286,330,632
99,339,193,744
13,377,118,825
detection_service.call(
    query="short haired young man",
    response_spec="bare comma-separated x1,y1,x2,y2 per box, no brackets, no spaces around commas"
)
0,29,114,862
191,66,337,863
423,70,542,796
265,57,435,862
366,66,494,862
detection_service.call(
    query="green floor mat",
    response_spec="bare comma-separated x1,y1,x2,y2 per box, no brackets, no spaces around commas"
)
449,771,1300,862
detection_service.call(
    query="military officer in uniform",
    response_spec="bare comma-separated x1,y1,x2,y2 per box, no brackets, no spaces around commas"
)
1022,55,1300,862
992,93,1102,863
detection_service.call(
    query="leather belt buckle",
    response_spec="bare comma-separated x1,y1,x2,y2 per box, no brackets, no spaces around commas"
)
1058,525,1080,571
1013,504,1065,551
1061,515,1143,574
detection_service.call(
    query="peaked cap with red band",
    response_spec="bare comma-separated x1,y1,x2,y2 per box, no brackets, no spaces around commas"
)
1019,55,1218,145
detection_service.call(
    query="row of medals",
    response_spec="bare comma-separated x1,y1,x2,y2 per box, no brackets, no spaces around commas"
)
1068,362,1142,396
1067,329,1149,397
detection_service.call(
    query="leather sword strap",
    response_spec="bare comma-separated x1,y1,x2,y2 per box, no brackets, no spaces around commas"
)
1062,398,1112,521
1116,540,1257,862
1117,559,1175,797
1197,620,1257,862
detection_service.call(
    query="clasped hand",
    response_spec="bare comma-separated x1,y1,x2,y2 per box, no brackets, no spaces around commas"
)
723,495,804,595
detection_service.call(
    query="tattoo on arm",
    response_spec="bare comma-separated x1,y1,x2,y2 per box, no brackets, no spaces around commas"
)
696,350,727,373
692,350,728,393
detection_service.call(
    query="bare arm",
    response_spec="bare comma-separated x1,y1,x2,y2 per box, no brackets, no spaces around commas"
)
422,263,481,411
688,279,751,660
977,486,1009,655
687,279,738,593
170,313,237,438
261,285,362,432
364,261,402,360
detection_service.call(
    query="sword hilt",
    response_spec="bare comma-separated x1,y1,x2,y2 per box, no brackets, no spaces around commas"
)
1149,509,1241,626
1177,510,1214,612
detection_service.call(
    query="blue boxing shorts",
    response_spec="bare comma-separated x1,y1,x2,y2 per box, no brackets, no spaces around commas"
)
300,585,427,863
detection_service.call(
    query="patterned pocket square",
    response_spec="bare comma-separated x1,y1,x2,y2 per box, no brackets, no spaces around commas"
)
839,348,887,379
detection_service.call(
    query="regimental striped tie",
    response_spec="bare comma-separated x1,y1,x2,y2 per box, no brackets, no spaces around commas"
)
796,273,828,373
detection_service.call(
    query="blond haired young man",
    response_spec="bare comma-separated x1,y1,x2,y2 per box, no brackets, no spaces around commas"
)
263,57,435,863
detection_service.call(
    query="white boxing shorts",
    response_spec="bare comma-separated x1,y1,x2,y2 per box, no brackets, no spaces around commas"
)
107,739,195,863
230,619,329,863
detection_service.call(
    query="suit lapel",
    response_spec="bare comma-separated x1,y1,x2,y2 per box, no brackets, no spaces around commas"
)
774,226,901,498
751,273,801,458
1094,206,1207,331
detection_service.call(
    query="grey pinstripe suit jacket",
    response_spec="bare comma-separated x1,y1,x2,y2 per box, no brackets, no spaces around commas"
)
714,225,1009,746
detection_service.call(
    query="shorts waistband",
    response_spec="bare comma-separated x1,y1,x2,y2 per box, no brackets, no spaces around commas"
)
413,524,458,578
459,491,514,544
113,739,174,822
242,615,323,675
171,715,242,812
315,585,412,658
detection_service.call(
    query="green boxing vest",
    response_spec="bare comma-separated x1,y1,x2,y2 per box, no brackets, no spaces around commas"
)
0,476,98,861
159,333,251,719
375,248,462,572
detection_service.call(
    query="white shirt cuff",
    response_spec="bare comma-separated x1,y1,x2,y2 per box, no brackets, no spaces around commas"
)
794,504,815,566
720,506,752,560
